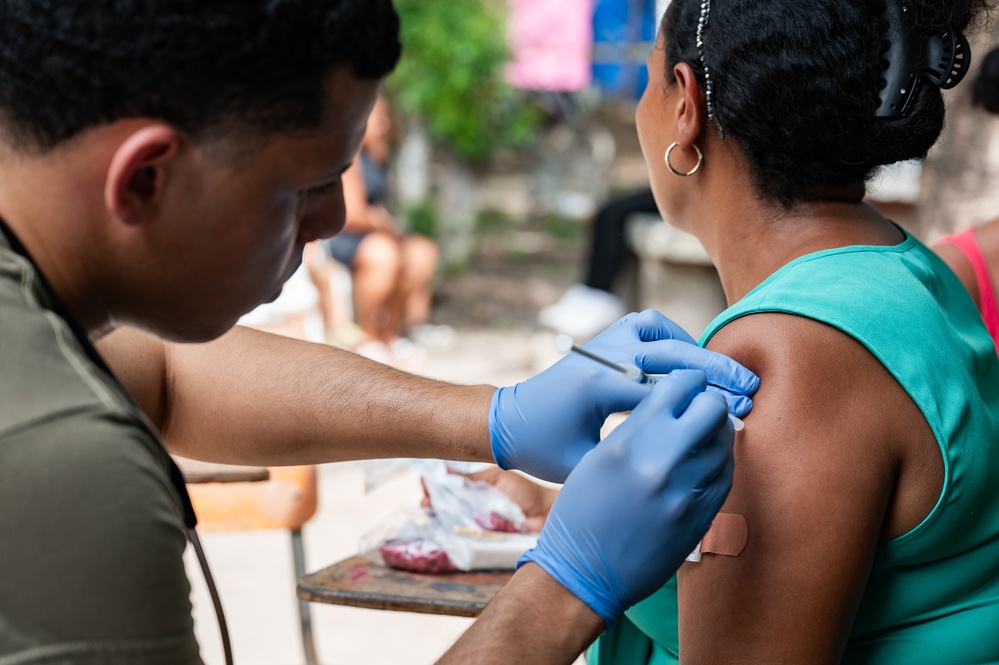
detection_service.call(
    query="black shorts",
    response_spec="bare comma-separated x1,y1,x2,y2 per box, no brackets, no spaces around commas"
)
327,231,369,268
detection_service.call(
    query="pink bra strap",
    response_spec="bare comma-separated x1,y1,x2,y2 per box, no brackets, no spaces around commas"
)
936,228,999,344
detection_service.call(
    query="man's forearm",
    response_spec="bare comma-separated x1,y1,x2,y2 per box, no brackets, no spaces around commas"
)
438,563,604,665
98,325,496,466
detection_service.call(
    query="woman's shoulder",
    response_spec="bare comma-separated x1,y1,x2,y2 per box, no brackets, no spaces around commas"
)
704,311,903,443
699,232,999,442
703,240,991,386
706,306,941,537
705,311,903,418
704,305,935,475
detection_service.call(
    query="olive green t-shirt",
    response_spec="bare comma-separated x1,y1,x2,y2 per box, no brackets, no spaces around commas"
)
0,234,202,664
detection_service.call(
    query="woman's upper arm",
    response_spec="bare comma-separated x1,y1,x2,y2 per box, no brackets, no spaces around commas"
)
678,313,898,664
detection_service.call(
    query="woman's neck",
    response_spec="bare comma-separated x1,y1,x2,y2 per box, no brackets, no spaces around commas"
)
696,195,903,306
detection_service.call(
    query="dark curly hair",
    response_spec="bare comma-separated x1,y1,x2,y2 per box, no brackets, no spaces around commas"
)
0,0,401,153
973,46,999,112
662,0,994,204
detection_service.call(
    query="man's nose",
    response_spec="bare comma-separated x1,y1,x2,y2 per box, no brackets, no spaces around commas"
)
298,189,347,244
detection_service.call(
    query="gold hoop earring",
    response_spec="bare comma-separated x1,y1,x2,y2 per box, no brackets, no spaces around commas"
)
665,142,703,177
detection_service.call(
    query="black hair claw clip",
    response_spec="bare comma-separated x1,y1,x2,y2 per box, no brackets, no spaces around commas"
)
876,1,971,119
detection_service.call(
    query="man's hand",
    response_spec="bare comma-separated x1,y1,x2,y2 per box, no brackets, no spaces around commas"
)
489,309,758,482
520,369,735,627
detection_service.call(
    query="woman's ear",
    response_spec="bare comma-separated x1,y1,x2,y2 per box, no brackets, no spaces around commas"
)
673,62,706,149
104,125,181,226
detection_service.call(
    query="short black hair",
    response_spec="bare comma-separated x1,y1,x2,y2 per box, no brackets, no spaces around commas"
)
662,0,994,205
0,1,402,153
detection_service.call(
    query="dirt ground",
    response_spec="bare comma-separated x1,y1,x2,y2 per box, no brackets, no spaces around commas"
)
431,218,586,330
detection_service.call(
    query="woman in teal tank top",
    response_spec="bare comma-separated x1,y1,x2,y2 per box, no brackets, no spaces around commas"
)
587,0,999,663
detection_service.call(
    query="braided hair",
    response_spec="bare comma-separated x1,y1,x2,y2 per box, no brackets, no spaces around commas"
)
661,0,994,204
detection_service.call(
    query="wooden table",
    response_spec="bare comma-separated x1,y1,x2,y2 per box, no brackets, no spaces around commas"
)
172,457,271,484
297,555,514,618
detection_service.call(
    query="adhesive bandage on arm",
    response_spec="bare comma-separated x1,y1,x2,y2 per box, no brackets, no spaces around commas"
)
686,513,749,562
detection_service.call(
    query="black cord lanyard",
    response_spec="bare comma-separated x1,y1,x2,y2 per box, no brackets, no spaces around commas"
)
0,218,198,527
0,218,235,665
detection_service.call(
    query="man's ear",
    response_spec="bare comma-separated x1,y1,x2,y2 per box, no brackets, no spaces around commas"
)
104,125,182,226
672,62,706,150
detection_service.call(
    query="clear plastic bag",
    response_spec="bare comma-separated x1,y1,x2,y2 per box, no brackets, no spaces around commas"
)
361,458,416,494
359,460,539,572
361,509,463,574
412,459,528,535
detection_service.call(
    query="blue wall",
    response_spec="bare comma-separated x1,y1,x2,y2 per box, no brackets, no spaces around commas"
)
592,0,658,99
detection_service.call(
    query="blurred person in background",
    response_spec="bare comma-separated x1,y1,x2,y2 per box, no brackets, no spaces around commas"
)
539,188,659,339
934,46,999,348
328,94,442,363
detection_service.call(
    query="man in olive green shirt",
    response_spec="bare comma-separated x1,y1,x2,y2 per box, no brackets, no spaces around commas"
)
0,238,197,662
0,2,757,663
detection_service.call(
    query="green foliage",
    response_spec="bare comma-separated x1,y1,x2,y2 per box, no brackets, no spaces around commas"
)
389,0,543,161
540,214,587,242
404,200,437,238
475,210,519,236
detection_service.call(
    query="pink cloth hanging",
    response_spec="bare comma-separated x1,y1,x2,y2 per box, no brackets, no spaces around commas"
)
935,227,999,346
506,0,594,92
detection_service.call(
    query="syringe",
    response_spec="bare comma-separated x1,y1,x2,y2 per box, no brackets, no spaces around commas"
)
555,334,745,432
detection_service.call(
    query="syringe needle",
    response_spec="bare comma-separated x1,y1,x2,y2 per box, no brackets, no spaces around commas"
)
554,333,745,431
569,344,629,374
555,334,645,382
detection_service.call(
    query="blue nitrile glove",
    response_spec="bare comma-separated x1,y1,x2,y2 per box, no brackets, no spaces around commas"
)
489,309,758,482
519,370,735,627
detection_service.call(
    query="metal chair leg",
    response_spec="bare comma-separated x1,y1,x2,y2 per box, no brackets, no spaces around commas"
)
292,528,319,665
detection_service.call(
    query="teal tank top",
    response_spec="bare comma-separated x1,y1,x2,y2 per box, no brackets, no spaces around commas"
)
589,232,999,664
